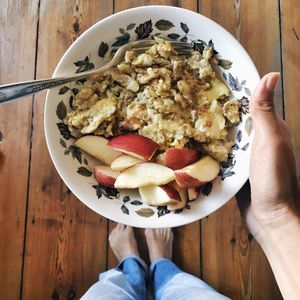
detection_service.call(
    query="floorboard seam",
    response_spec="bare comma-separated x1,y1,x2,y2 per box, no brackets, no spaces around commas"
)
105,221,110,270
19,0,41,298
199,220,203,279
278,0,285,119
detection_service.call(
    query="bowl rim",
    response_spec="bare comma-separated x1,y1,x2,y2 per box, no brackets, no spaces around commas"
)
44,5,260,227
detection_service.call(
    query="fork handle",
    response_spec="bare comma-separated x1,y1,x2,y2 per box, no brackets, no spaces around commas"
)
0,77,81,103
0,64,111,104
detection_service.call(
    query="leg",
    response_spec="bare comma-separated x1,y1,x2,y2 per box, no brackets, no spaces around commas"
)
145,228,230,300
81,224,148,300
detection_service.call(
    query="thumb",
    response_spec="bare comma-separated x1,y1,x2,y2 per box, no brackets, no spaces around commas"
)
249,72,280,134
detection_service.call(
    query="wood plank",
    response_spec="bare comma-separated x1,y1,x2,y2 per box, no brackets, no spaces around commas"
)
110,0,201,278
21,1,113,299
115,0,197,11
239,1,282,298
281,0,300,175
0,1,39,299
240,0,283,115
173,222,201,277
201,0,282,299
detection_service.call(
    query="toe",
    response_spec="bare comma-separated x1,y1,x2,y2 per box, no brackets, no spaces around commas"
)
118,223,126,231
126,225,133,232
145,228,152,237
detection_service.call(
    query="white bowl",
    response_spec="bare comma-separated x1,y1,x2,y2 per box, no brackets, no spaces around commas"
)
45,6,259,228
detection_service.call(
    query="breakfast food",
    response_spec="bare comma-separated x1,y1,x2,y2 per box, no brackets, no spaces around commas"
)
165,148,199,170
188,187,201,202
167,182,187,211
94,165,120,187
108,133,159,160
139,185,182,206
74,135,121,165
174,155,220,188
114,163,175,189
64,37,242,208
110,154,144,171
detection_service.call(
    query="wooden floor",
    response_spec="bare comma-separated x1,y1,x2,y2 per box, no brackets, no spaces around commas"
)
0,1,299,299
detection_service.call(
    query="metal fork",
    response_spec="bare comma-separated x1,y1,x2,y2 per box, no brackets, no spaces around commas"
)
0,40,192,104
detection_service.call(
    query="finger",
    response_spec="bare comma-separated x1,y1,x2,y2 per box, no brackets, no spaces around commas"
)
249,72,280,135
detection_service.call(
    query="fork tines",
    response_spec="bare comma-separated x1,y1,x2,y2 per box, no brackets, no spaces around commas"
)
132,39,193,56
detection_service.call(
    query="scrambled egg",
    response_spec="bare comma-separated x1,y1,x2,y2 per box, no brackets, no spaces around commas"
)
64,37,241,162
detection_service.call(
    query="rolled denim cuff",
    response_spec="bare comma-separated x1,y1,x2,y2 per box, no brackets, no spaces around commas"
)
149,258,174,275
117,254,148,272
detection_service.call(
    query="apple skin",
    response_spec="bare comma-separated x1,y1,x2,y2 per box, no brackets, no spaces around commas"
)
159,185,181,202
94,165,120,188
175,172,206,188
174,156,220,188
74,135,121,165
139,184,181,206
108,134,159,161
166,148,199,170
167,182,187,210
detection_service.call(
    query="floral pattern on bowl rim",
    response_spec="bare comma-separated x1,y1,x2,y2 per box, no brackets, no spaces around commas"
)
44,6,259,228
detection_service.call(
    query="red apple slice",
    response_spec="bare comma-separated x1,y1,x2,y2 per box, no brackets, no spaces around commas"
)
188,187,201,202
166,148,199,170
139,185,181,206
114,163,174,188
108,134,159,161
175,156,220,188
74,135,121,165
94,165,120,187
167,182,187,210
156,152,166,166
111,154,144,171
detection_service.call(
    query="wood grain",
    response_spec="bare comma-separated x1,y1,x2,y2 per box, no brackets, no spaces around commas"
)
281,0,300,175
173,222,201,277
115,0,197,11
240,0,283,115
0,1,296,299
0,1,39,299
240,1,283,298
201,0,282,299
21,1,113,299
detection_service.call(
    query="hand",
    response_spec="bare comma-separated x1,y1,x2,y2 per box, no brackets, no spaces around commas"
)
237,72,300,242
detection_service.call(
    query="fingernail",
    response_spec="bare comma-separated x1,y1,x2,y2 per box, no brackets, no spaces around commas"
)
266,72,280,92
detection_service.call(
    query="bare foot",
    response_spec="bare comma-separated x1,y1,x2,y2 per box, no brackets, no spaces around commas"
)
145,228,174,262
109,224,139,261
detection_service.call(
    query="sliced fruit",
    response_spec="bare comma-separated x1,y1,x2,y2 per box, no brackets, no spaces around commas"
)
114,163,174,189
139,185,181,206
175,156,220,188
74,135,121,165
108,134,159,161
94,165,120,187
156,152,166,166
166,148,199,170
111,154,144,171
188,187,201,202
167,182,187,211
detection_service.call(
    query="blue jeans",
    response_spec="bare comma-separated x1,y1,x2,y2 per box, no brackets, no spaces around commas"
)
81,255,230,300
